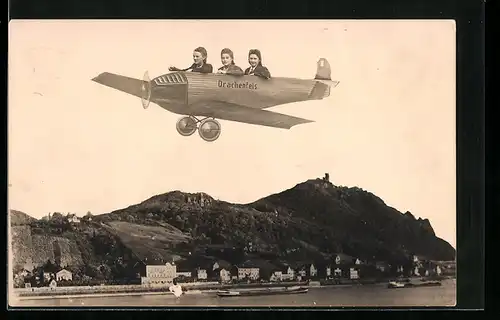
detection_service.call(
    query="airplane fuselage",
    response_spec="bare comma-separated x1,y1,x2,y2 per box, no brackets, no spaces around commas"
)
149,72,330,116
92,58,338,142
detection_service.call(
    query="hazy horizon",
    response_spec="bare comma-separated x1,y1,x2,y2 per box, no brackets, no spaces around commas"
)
8,20,456,247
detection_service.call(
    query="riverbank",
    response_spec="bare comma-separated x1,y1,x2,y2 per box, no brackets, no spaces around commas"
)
13,285,358,301
14,277,454,300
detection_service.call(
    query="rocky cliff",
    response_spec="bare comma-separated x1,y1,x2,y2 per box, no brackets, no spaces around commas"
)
10,212,84,271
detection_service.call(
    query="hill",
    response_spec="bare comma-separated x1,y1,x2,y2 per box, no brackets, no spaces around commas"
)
9,177,455,280
249,179,454,263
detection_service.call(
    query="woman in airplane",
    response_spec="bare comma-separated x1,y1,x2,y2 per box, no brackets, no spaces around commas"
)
169,47,213,73
217,48,244,75
244,49,271,79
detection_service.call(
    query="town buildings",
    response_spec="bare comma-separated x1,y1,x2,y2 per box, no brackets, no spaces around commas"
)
12,249,454,288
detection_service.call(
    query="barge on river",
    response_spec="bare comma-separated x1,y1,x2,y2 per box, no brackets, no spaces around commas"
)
217,286,308,297
387,281,442,289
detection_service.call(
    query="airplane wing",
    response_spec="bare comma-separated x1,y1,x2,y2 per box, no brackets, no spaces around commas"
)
92,72,144,98
188,101,314,129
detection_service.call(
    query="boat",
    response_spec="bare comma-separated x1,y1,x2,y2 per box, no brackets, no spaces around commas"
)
387,281,406,289
412,281,442,287
388,280,441,289
217,286,309,297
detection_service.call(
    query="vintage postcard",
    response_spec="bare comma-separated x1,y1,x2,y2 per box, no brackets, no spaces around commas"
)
8,19,456,308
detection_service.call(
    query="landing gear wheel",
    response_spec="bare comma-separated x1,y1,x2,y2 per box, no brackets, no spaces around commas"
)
198,118,221,142
176,116,197,136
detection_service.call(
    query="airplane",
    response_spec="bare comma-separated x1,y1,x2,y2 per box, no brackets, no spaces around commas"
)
91,58,339,142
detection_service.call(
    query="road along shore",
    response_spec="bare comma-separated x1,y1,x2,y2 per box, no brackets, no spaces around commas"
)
14,291,183,301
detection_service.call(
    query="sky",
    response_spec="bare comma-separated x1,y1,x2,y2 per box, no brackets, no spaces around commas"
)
8,20,456,247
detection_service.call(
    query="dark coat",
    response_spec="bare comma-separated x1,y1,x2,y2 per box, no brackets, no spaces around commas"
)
170,63,213,73
244,65,271,79
217,64,244,76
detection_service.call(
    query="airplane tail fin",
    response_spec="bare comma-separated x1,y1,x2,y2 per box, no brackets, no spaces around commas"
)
314,58,339,88
315,58,331,81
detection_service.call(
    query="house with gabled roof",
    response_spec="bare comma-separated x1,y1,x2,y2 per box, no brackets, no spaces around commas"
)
66,213,80,224
56,269,73,281
304,263,318,278
334,253,356,265
211,261,233,281
219,268,231,283
280,265,296,281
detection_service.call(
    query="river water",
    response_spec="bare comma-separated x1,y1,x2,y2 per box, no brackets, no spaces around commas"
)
13,279,456,308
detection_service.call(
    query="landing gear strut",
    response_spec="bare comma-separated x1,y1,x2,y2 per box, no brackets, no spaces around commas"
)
176,116,221,142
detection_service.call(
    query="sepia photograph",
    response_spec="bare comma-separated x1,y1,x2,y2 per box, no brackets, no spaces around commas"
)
8,19,456,308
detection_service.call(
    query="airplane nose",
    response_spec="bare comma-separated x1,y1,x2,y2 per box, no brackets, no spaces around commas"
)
141,71,152,109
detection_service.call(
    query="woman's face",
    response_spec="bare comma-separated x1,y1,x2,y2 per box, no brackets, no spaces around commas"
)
193,51,204,65
221,53,232,66
249,54,260,67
